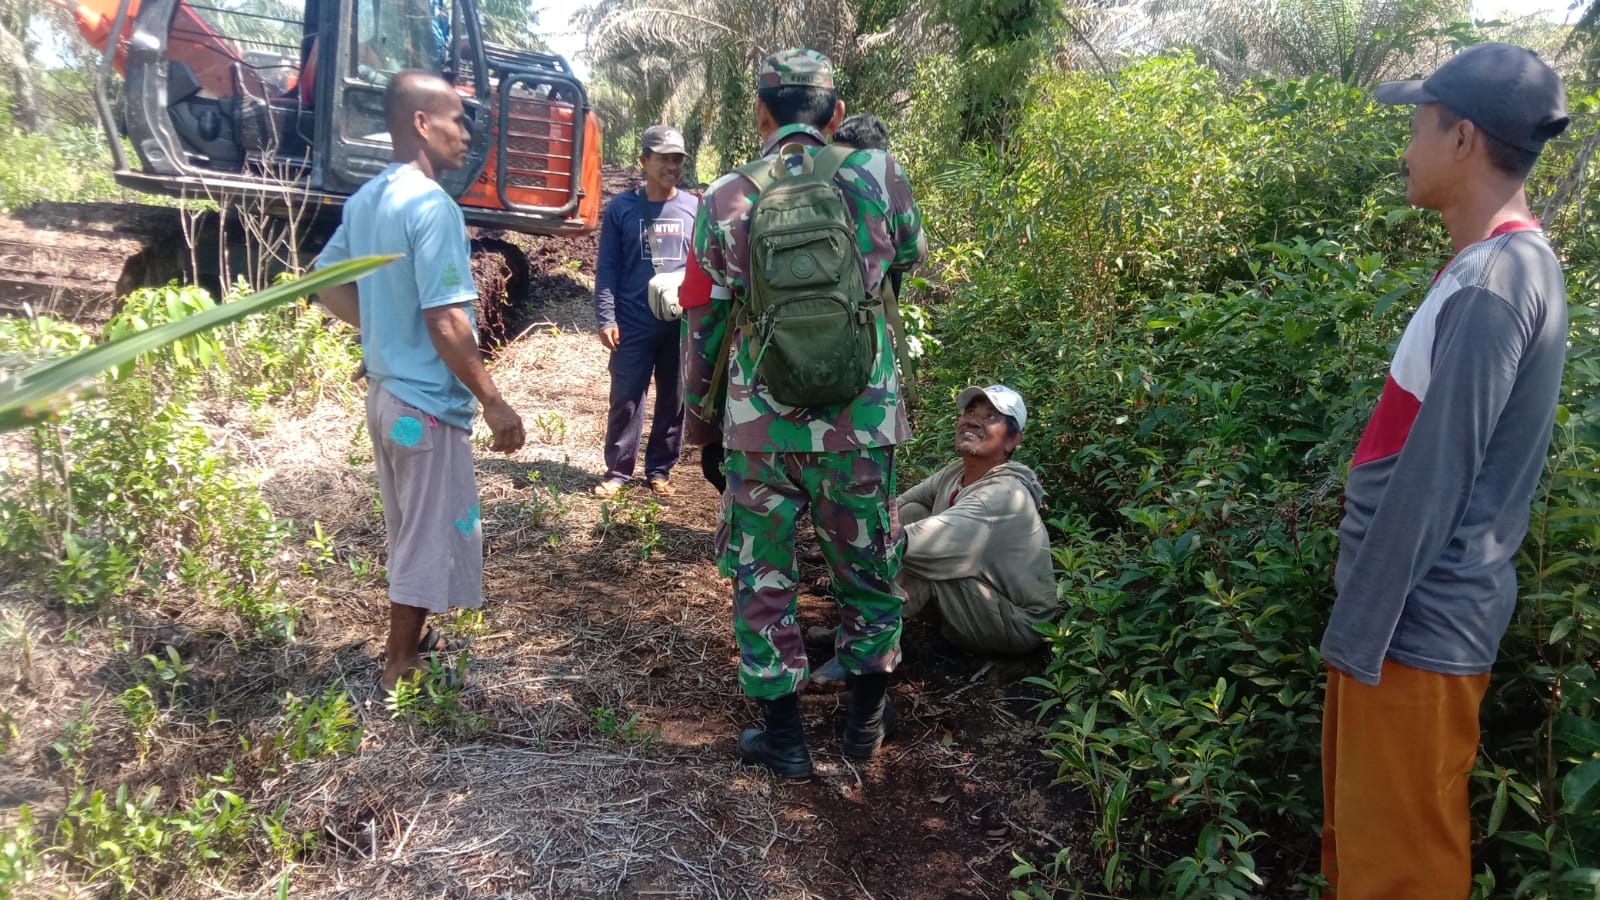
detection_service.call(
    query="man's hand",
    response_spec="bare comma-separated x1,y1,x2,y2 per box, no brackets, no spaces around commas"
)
599,326,620,351
483,397,525,454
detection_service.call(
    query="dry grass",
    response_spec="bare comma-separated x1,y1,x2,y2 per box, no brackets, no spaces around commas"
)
0,296,1069,900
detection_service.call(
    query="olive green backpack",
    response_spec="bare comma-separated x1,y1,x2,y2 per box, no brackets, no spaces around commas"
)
711,143,877,413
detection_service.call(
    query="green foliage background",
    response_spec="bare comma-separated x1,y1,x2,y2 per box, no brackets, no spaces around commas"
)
0,1,1597,893
0,97,137,213
887,51,1600,897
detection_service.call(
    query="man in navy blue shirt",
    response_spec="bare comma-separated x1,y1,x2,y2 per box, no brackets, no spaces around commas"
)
592,125,701,497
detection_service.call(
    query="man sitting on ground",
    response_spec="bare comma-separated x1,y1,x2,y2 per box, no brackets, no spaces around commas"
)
811,384,1057,687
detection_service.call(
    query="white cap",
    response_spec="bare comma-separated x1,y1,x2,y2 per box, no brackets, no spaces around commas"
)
956,384,1027,431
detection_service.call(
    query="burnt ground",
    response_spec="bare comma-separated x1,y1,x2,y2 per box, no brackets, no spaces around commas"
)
0,166,1091,899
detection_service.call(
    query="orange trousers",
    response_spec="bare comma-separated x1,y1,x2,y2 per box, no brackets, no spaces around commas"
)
1321,660,1490,899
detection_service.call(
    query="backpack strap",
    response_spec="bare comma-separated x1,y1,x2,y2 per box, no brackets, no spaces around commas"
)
879,274,918,408
736,156,782,193
813,144,918,406
700,296,743,423
809,144,854,182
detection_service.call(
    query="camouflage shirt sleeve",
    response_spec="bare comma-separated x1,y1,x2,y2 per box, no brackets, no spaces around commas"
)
681,302,725,446
884,151,927,272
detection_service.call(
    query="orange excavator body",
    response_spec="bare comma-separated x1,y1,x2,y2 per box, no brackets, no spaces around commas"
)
54,0,601,236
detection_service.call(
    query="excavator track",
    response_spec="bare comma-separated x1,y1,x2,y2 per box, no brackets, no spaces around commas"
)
0,166,623,340
0,201,606,344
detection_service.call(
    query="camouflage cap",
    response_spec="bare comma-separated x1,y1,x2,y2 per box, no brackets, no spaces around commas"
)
758,48,834,90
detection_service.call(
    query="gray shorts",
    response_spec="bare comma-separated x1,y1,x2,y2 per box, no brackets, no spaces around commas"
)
367,382,483,613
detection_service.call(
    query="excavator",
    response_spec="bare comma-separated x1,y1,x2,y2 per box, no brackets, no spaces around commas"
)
49,0,602,234
0,0,606,336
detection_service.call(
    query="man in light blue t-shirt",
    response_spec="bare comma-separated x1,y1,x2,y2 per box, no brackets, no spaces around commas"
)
316,70,525,693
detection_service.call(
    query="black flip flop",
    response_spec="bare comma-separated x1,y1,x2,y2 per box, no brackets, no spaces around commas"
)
418,624,469,655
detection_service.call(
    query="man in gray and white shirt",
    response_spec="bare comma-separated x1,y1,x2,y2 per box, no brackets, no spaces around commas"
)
1319,43,1569,899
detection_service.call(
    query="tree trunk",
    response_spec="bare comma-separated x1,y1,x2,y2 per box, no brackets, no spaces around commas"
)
0,19,41,132
1540,121,1600,226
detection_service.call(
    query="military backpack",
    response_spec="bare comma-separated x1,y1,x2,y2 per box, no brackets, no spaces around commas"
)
736,142,875,408
700,143,916,421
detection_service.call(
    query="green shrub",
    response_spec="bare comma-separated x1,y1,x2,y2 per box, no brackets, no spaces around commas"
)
0,125,141,213
104,280,362,410
224,278,363,410
384,656,485,734
0,276,366,635
0,311,297,637
274,685,362,763
911,55,1599,894
56,769,264,896
0,808,41,899
105,285,222,380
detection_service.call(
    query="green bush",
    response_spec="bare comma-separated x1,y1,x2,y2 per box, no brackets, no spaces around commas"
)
274,685,363,763
0,302,300,637
907,55,1599,894
0,125,140,213
225,290,363,410
0,808,41,899
55,768,277,897
106,281,362,410
0,274,368,637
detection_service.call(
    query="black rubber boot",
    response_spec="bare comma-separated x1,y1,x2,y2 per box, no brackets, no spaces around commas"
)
842,672,897,759
737,694,813,778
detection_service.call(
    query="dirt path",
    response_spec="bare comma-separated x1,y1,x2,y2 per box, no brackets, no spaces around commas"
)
252,299,1078,898
0,195,1083,900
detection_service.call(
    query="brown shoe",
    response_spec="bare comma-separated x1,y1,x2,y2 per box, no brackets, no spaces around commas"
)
649,478,676,496
806,657,848,693
593,479,626,498
804,625,837,646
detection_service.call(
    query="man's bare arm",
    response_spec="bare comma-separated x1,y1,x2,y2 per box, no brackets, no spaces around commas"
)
317,283,361,327
423,305,524,453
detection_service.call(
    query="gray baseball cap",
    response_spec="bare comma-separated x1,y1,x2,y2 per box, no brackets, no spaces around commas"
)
957,384,1027,431
1375,42,1569,153
641,124,686,155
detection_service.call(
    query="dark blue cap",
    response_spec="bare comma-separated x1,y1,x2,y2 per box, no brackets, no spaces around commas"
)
1375,42,1569,153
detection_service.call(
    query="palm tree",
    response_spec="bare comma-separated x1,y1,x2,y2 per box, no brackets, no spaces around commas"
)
1143,0,1470,84
0,0,43,131
577,0,888,171
480,0,546,50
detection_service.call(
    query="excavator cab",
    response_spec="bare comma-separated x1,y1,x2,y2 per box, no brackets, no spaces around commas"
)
63,0,601,234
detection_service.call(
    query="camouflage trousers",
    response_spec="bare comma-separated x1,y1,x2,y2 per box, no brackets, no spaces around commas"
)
720,447,904,699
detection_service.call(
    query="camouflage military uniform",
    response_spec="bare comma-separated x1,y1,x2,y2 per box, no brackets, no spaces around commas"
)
683,49,926,700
